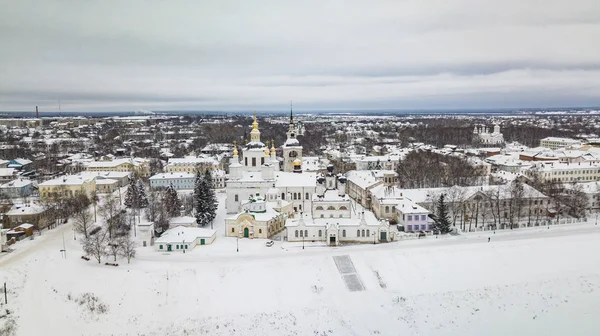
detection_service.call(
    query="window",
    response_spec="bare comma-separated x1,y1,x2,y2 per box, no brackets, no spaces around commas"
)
320,214,324,218
362,229,365,237
327,206,335,210
159,245,163,249
235,194,239,202
176,245,179,249
421,225,426,231
407,215,412,221
342,230,346,237
366,230,370,237
293,193,297,200
421,215,426,221
295,230,298,237
252,158,256,167
245,158,248,166
306,193,309,200
259,229,262,234
316,206,324,210
261,157,265,165
185,245,188,249
357,229,360,237
318,230,322,237
385,206,389,213
339,206,348,210
282,193,285,200
300,230,303,237
231,228,234,233
305,230,308,237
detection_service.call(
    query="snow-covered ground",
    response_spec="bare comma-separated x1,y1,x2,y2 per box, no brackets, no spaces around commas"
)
2,207,600,335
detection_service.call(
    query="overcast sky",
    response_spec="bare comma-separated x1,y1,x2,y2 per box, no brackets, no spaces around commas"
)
1,0,600,112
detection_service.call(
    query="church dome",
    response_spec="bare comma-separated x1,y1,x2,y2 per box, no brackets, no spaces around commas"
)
293,158,302,165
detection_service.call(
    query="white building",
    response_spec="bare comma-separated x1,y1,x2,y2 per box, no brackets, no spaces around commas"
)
154,226,216,252
473,124,504,146
226,113,316,215
540,137,582,150
166,156,220,173
526,161,600,183
149,172,195,190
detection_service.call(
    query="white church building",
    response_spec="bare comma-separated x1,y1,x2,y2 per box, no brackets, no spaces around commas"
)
473,124,505,146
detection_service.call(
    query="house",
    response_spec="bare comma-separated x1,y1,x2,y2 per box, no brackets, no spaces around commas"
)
7,158,33,171
12,223,34,237
5,203,46,229
169,216,197,228
540,137,582,150
0,179,34,198
39,174,96,202
94,178,119,194
0,168,17,183
154,226,216,252
226,193,291,239
149,172,195,190
396,199,433,232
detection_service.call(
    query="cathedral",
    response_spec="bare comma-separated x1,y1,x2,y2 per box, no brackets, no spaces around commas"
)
225,111,317,239
225,110,392,245
472,124,504,146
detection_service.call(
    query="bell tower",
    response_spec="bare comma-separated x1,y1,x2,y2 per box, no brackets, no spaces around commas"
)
282,102,303,172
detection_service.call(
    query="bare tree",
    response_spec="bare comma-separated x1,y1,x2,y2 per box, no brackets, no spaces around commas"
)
99,194,122,239
82,228,109,264
119,237,137,264
107,238,123,262
73,208,93,238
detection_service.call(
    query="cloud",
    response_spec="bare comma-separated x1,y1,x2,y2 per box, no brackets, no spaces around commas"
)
1,0,599,111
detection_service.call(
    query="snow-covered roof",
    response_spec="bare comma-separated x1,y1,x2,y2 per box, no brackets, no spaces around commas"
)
16,223,34,229
169,216,196,226
275,172,317,188
155,225,216,244
401,184,547,203
0,179,33,188
150,172,195,180
95,178,118,185
6,203,45,216
39,174,95,187
167,156,218,166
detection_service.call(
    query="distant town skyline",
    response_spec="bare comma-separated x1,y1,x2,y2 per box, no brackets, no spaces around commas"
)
1,0,599,112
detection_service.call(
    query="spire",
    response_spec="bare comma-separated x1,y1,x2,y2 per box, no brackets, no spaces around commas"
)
289,101,293,125
270,138,276,153
233,140,238,157
265,140,271,156
252,111,259,130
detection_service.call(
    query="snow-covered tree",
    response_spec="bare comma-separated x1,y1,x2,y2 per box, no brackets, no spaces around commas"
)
163,184,181,217
137,180,149,208
124,178,138,208
82,228,109,264
194,170,217,227
433,194,452,234
107,238,123,262
73,208,93,238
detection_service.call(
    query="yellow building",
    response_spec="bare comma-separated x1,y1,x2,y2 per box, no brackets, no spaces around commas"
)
165,156,219,174
38,175,97,202
86,158,150,177
225,192,292,239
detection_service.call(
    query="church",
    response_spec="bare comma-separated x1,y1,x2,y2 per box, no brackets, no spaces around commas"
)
225,110,393,246
225,111,317,238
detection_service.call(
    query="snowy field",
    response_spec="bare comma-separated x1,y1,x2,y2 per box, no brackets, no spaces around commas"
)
2,218,600,335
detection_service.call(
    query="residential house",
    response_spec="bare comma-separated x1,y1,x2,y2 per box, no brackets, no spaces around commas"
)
154,226,216,252
5,203,46,229
149,172,195,190
38,174,96,202
0,179,34,198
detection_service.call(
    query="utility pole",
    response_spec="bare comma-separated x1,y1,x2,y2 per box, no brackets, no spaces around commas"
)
4,282,7,304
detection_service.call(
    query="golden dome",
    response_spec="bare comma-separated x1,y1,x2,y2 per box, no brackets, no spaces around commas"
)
293,158,302,165
270,139,276,153
233,140,238,156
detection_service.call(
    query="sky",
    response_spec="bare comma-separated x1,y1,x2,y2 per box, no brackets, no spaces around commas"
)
1,0,600,112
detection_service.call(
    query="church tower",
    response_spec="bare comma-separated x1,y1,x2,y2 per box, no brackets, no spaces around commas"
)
282,103,303,172
242,112,269,172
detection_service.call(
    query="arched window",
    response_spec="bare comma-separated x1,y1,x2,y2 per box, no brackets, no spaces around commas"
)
385,206,389,213
231,228,234,233
259,229,262,234
362,229,365,237
342,230,346,237
316,206,324,210
300,230,303,237
305,230,308,237
357,230,360,237
299,204,302,210
305,193,309,200
366,230,370,237
295,230,298,237
293,193,297,200
327,206,335,210
281,193,285,200
318,230,322,237
245,157,248,166
339,206,348,210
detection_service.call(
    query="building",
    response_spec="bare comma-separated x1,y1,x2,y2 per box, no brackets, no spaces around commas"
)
86,157,150,177
345,170,398,209
38,174,96,202
0,179,34,198
165,156,220,173
0,168,17,183
226,192,292,239
396,198,433,232
136,221,155,248
282,107,303,173
540,137,582,150
354,155,401,171
473,124,504,146
154,226,216,252
526,161,600,183
149,172,195,190
5,203,46,229
94,178,119,194
226,113,317,215
285,212,393,246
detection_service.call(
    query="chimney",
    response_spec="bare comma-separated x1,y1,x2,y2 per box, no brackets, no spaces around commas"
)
36,106,39,118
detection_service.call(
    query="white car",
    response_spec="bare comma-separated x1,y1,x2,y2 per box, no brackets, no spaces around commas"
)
265,240,274,247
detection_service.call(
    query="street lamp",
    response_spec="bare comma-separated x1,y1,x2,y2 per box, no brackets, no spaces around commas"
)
236,237,239,252
373,230,376,245
302,234,305,250
183,240,185,253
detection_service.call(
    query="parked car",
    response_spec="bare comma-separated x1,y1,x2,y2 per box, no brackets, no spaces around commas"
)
418,231,426,238
265,240,274,247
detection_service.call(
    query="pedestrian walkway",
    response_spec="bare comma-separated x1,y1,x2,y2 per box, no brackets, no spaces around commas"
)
333,255,365,292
